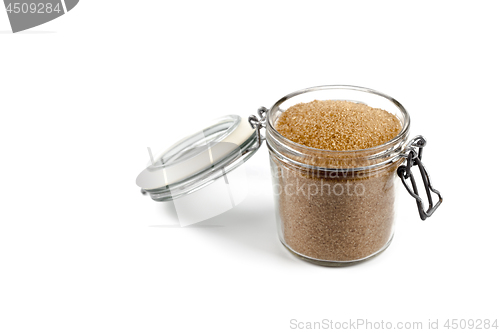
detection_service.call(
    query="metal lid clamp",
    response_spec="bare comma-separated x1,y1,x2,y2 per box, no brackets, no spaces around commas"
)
397,135,443,220
247,106,268,151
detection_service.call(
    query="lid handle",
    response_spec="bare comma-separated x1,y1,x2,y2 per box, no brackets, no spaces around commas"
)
397,135,443,220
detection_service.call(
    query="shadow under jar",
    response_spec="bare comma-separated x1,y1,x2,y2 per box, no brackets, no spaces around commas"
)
266,86,412,266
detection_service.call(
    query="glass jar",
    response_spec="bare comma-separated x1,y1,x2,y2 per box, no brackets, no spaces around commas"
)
264,86,439,266
137,85,442,265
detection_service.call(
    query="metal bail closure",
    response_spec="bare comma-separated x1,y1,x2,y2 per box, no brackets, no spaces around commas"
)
397,135,443,220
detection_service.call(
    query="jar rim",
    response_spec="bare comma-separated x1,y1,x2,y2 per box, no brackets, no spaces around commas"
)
266,85,411,155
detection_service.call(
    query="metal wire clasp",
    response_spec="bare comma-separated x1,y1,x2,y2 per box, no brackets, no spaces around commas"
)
247,106,268,151
398,135,443,220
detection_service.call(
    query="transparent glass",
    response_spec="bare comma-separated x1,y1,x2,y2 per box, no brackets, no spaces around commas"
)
266,86,410,266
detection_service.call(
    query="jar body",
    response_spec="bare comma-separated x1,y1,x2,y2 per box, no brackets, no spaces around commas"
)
266,86,410,266
270,153,399,265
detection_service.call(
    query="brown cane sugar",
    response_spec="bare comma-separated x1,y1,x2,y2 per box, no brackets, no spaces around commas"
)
273,100,402,263
275,100,401,151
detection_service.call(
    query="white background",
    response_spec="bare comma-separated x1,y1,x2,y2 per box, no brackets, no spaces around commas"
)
1,1,499,332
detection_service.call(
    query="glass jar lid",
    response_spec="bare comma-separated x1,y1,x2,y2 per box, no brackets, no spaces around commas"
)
136,115,260,202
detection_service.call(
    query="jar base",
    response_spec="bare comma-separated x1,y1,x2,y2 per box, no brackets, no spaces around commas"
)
280,234,394,267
